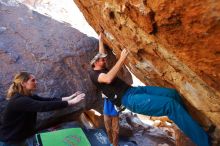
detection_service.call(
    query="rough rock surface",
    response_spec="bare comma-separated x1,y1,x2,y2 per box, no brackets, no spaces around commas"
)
0,0,132,124
0,0,98,120
83,109,195,146
75,0,220,144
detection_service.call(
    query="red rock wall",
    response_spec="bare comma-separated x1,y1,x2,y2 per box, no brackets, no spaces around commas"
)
75,0,220,143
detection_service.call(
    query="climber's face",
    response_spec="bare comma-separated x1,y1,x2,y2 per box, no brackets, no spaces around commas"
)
95,58,106,68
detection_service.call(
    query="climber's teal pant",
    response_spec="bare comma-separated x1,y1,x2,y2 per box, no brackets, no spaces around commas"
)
121,86,209,146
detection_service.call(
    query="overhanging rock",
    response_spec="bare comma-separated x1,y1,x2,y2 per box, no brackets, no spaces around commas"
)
75,0,220,143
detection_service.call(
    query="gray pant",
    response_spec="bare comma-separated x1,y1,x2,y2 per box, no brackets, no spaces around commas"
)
0,137,35,146
0,141,27,146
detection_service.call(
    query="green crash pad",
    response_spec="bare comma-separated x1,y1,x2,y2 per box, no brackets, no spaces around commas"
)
36,128,91,146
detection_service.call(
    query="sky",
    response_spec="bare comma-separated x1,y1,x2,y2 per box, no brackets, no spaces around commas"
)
5,0,98,38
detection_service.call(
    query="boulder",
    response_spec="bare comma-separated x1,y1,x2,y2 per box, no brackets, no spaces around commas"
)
74,0,220,144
